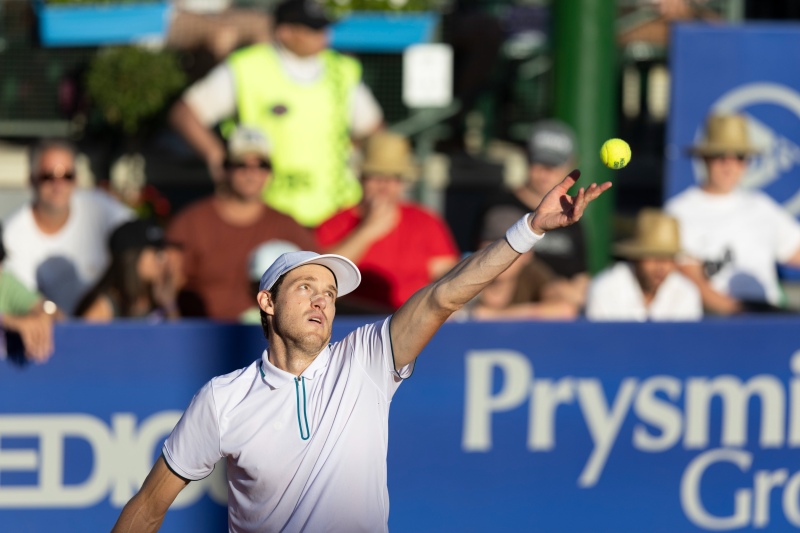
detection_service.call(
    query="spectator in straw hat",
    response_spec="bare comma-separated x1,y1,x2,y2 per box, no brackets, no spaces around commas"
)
586,209,702,321
316,131,459,313
666,113,800,315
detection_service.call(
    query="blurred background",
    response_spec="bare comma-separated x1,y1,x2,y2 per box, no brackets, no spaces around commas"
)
0,0,783,255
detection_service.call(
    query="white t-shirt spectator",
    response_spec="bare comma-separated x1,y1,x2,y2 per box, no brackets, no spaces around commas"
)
586,262,702,322
183,44,383,138
162,317,413,533
2,189,134,314
666,187,800,306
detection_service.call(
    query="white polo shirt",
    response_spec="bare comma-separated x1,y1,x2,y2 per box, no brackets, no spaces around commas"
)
162,317,412,533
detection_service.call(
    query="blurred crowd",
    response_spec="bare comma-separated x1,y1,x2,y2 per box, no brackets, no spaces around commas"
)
2,0,800,365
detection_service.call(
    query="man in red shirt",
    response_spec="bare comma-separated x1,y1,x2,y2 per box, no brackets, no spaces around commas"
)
167,127,317,319
316,132,459,313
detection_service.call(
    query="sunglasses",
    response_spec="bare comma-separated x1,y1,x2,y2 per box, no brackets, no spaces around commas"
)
707,153,747,162
224,160,272,171
36,170,76,183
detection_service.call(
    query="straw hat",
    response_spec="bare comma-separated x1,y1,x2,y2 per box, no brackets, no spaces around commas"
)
360,131,418,181
688,113,761,157
613,209,682,259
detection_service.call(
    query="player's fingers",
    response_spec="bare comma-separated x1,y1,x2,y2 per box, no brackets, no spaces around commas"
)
556,169,581,192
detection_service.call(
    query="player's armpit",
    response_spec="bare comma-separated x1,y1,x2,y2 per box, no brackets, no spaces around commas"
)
111,455,189,533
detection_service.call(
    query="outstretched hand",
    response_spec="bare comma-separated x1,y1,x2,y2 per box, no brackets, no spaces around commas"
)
529,169,612,235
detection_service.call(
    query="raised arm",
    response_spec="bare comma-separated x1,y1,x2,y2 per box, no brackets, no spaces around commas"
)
111,456,189,533
389,170,611,368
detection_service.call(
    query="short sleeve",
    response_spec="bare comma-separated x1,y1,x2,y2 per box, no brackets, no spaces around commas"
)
350,82,383,138
344,317,413,400
183,63,237,126
96,190,134,230
0,270,40,315
162,380,223,481
166,208,200,281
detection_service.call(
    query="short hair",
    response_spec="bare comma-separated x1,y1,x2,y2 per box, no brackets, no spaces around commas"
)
259,272,288,340
29,139,77,176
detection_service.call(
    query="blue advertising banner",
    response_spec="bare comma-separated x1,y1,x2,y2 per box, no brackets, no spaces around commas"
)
2,318,800,532
666,23,800,217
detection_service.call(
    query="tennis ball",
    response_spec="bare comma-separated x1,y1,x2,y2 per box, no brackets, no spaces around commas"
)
600,138,631,169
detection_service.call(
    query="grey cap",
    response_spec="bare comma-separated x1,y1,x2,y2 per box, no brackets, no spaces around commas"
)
258,251,361,297
527,120,577,166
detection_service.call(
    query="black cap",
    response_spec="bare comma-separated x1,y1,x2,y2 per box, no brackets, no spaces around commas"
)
109,220,167,255
274,0,332,30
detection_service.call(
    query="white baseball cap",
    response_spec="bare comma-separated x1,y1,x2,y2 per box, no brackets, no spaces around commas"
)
258,251,361,297
228,125,272,162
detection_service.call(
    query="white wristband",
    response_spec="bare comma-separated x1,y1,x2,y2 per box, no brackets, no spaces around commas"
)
505,213,545,253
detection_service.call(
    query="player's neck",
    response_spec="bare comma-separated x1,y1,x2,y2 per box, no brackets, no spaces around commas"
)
267,337,324,377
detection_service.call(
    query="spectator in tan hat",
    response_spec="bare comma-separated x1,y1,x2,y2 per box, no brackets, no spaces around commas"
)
316,132,459,313
586,209,702,321
665,113,800,314
166,126,317,320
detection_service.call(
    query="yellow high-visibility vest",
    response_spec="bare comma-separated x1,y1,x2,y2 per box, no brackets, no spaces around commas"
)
226,44,362,226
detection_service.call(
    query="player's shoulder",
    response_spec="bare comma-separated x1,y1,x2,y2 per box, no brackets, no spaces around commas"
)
206,359,262,403
331,317,391,353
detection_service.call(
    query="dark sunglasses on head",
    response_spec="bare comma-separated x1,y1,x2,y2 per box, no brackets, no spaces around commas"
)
37,170,76,183
224,160,272,171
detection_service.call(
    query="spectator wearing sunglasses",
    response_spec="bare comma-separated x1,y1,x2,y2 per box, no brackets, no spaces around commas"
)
2,140,134,315
665,113,800,314
166,126,317,320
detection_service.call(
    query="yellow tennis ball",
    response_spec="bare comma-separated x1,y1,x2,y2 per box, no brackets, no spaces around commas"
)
600,138,631,169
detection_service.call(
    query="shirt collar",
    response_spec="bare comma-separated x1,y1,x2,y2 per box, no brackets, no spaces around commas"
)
260,345,332,389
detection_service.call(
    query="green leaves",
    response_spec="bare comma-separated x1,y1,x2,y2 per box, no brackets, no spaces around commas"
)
85,46,186,135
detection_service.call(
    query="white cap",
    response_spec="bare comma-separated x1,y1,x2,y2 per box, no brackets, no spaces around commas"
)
248,240,302,282
258,251,361,297
228,126,272,162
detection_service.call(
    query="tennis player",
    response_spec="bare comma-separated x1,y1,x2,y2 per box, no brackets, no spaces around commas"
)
111,170,610,532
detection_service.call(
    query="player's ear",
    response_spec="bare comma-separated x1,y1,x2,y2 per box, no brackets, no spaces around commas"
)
257,290,276,317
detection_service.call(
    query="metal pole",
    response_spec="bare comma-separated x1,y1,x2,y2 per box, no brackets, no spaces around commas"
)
552,0,617,274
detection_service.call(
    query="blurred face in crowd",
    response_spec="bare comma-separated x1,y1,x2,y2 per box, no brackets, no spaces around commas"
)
634,256,675,295
703,153,747,195
361,174,405,205
276,24,329,57
33,147,76,214
137,246,169,284
528,160,574,196
225,154,272,201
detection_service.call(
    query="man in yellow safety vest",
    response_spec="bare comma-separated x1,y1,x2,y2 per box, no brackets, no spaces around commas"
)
169,0,384,227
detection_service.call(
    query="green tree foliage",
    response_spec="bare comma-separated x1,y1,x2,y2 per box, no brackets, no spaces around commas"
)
85,46,186,135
